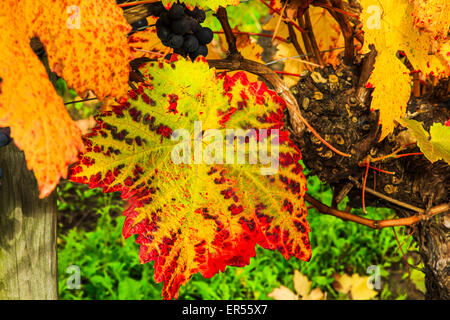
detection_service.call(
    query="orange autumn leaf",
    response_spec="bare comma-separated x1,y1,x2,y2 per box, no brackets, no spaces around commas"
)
0,0,132,198
128,17,171,59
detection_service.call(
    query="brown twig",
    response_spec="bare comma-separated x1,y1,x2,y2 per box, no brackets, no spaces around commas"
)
356,45,377,104
297,13,315,63
392,227,411,281
122,3,155,25
305,193,449,229
287,23,312,71
117,0,159,8
213,31,290,43
302,9,325,66
319,0,355,65
348,176,425,213
215,7,241,59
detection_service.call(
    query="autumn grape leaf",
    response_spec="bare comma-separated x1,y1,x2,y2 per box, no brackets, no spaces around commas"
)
35,0,132,100
398,119,450,164
0,10,83,197
0,0,131,197
69,57,311,299
409,0,450,40
162,0,240,11
360,0,449,141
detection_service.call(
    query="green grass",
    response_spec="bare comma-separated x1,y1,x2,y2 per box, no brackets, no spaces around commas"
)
57,171,411,300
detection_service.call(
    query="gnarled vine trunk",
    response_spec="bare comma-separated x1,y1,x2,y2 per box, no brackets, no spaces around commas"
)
0,143,58,300
414,216,449,299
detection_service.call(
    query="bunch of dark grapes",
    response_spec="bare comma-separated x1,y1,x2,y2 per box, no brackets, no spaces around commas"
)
154,3,213,60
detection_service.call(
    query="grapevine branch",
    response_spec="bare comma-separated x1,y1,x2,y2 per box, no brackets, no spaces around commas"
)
213,31,290,43
298,9,324,66
305,193,449,230
315,0,356,65
348,176,425,213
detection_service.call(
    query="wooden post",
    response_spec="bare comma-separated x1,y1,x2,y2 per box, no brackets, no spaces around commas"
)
0,143,58,299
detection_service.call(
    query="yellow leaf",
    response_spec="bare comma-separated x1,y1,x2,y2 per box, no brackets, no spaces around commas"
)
70,59,311,299
292,270,324,300
409,268,426,294
305,287,325,300
350,274,378,300
333,273,353,294
360,0,449,140
268,285,298,300
409,0,450,40
333,273,378,300
293,269,312,298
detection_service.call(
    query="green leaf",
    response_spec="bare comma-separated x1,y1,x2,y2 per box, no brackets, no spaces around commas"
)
399,118,450,164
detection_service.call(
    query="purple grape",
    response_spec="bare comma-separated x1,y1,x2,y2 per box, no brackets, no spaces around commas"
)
157,25,170,41
189,45,208,60
183,35,199,53
168,4,184,20
192,8,206,23
0,128,11,147
168,34,184,49
195,27,213,45
171,17,190,35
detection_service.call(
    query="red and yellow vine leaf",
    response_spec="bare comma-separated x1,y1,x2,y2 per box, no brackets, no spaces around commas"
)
162,0,239,11
69,58,311,299
360,0,449,141
399,119,450,164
